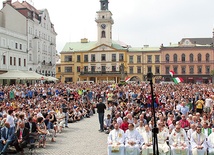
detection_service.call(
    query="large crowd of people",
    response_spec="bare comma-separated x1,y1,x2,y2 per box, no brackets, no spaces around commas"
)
0,81,214,155
104,82,214,155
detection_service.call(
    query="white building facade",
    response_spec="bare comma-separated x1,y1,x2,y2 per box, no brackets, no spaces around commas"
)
0,0,57,76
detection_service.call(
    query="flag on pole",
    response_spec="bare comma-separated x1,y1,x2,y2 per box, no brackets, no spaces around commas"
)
172,77,184,84
125,77,131,82
169,70,175,77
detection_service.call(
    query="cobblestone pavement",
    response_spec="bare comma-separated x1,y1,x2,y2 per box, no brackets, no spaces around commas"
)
24,112,109,155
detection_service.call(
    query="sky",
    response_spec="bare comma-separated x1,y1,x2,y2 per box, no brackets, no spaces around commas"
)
1,0,214,53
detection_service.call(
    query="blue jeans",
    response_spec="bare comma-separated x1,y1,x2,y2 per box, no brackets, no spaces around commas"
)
0,139,12,153
98,113,104,131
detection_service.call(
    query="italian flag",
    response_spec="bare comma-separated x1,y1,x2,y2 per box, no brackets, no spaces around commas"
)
125,77,131,82
173,77,184,84
169,70,175,77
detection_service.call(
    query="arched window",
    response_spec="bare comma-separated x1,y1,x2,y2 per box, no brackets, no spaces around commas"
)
165,54,169,62
181,54,185,62
173,54,177,62
101,31,106,38
206,53,210,62
197,53,202,62
189,53,194,62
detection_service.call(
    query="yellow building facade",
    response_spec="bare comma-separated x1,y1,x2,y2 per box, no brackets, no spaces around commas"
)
56,0,214,84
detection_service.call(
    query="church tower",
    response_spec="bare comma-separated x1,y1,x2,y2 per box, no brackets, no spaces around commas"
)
95,0,114,46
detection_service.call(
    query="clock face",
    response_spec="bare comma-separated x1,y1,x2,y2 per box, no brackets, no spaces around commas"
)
101,24,106,29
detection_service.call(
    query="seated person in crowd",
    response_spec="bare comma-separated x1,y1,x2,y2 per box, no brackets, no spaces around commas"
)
157,122,170,155
191,126,207,155
104,114,112,134
169,124,189,155
56,108,65,133
0,122,16,155
13,122,29,154
107,123,125,155
120,117,129,133
207,126,214,155
141,125,152,155
187,124,196,140
124,123,142,155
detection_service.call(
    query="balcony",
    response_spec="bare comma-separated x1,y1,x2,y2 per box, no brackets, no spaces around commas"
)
80,71,123,76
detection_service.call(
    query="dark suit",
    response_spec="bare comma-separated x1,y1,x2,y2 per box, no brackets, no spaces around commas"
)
13,127,29,152
0,126,15,154
25,122,37,144
25,122,37,133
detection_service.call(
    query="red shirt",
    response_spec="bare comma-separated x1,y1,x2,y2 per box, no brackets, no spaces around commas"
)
180,119,190,128
120,122,129,132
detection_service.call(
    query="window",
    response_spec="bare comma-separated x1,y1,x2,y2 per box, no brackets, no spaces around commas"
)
15,43,18,49
91,54,96,62
18,58,21,66
77,66,80,72
155,55,160,63
197,53,202,62
181,66,186,74
20,44,22,50
119,54,124,61
206,66,210,74
65,56,72,62
197,66,202,74
3,55,6,64
58,67,61,72
147,66,152,73
206,53,210,62
165,66,170,74
165,54,169,62
189,54,194,62
112,54,116,61
91,66,96,72
155,66,160,74
65,77,73,82
84,55,88,62
189,66,194,74
137,66,141,74
77,55,80,62
101,31,106,38
137,55,141,63
129,56,133,63
112,66,116,72
147,55,152,63
173,54,177,62
84,66,88,72
173,66,178,74
181,54,185,62
10,57,12,65
101,66,106,72
65,67,72,73
101,54,106,61
24,59,26,66
129,66,134,74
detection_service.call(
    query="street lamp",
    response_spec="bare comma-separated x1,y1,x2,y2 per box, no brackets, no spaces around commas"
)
147,72,159,155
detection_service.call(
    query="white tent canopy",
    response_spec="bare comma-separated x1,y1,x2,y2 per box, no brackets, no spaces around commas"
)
23,71,48,80
46,76,59,81
0,70,48,80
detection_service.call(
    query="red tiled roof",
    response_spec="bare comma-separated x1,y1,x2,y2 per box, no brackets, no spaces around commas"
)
12,1,40,15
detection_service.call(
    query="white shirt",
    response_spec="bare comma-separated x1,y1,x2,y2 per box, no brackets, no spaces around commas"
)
205,98,213,107
6,114,15,127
